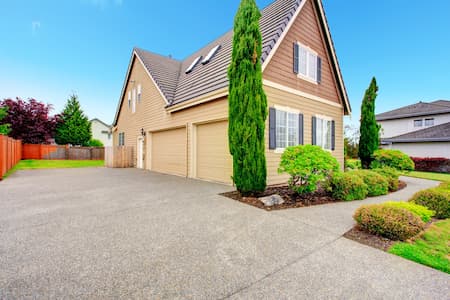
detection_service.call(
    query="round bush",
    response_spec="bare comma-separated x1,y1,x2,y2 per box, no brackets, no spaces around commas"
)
329,172,368,201
352,170,389,197
87,139,104,147
371,167,400,191
278,145,339,194
345,159,361,170
354,204,425,241
409,189,450,219
370,149,414,171
383,201,435,222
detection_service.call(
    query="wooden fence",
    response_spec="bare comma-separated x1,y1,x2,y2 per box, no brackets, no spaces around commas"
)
105,146,134,168
22,144,104,160
0,135,22,180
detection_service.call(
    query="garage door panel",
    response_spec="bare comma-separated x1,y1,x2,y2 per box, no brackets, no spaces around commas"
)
196,121,232,184
152,128,186,176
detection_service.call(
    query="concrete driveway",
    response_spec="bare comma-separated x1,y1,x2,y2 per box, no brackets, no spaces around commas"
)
0,168,448,299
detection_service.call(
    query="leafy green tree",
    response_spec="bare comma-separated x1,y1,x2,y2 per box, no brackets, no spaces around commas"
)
55,94,92,146
358,77,380,169
0,106,10,135
228,0,267,194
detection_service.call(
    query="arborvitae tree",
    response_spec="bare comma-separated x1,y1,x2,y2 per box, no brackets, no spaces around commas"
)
0,106,10,135
55,94,92,146
228,0,267,194
358,77,380,169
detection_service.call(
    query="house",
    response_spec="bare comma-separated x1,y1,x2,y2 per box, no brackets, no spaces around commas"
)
112,0,351,185
376,100,450,158
91,118,112,147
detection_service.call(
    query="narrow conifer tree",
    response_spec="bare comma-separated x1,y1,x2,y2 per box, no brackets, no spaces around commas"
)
358,77,380,169
228,0,267,194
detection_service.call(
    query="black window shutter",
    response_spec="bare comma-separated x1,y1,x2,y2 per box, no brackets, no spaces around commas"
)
312,116,317,145
269,107,277,149
317,57,322,83
298,113,304,145
331,120,336,151
293,43,299,74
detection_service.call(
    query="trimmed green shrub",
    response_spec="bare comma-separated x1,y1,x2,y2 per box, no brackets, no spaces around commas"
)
409,189,450,219
354,204,425,241
352,170,389,197
345,159,361,170
329,172,368,201
87,139,104,147
372,167,400,191
370,149,414,171
279,145,340,194
383,201,435,222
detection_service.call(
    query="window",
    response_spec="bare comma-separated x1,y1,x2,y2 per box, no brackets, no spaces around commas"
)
414,119,423,127
137,84,142,103
185,56,202,74
315,117,332,150
275,109,299,149
118,132,125,146
296,43,319,83
128,91,131,109
202,45,221,64
425,118,434,126
132,88,136,113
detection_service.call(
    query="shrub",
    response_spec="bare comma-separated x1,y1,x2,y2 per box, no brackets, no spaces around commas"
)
371,167,400,191
354,204,425,241
352,170,389,196
409,189,450,219
279,145,340,194
329,172,368,201
411,157,450,173
87,139,104,147
383,201,435,222
371,149,415,171
345,159,361,170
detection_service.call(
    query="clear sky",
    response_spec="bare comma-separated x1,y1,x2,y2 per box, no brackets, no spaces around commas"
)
1,0,449,126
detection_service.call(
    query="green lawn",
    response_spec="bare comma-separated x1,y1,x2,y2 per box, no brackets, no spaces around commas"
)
389,219,450,274
3,159,104,178
404,171,450,182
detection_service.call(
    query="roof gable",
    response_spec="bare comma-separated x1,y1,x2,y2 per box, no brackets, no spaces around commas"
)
376,100,450,121
383,121,450,143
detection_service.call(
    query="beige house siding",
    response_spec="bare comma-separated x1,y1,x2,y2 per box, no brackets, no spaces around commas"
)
263,0,341,105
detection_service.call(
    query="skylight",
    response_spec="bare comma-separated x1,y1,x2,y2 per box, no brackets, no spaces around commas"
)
185,56,202,74
202,45,221,65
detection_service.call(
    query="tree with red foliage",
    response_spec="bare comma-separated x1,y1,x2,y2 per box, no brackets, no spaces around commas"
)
0,98,60,144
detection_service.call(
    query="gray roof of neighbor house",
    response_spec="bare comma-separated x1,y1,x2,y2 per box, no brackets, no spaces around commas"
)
90,118,112,129
376,100,450,121
382,121,450,143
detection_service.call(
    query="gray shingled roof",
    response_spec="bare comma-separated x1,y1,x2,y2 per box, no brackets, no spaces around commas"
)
376,100,450,121
383,121,450,143
135,0,302,106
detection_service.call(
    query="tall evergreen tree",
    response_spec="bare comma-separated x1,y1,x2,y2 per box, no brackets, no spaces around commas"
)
0,106,10,135
55,94,92,146
358,77,380,169
228,0,267,194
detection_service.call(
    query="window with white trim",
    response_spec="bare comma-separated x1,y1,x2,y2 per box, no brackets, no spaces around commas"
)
128,91,131,109
132,88,136,113
316,117,332,150
414,119,423,127
298,43,318,82
118,132,125,146
137,84,142,103
425,118,434,126
276,109,299,149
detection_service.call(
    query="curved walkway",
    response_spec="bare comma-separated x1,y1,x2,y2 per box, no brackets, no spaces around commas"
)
0,169,448,299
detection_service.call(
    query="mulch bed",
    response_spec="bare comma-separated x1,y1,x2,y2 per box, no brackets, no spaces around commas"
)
344,226,395,251
220,180,407,211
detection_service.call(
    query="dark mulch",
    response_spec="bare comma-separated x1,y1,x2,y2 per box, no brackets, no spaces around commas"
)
344,226,395,251
397,180,407,192
220,180,407,211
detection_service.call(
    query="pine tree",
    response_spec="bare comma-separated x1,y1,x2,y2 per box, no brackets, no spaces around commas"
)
228,0,267,194
55,94,92,146
358,77,380,169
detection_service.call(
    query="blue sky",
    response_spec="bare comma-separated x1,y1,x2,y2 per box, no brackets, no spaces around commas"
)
1,0,449,126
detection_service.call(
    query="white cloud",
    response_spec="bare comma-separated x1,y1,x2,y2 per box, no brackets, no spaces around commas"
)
31,21,41,35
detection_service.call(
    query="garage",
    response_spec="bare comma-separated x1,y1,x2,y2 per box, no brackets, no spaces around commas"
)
151,127,187,176
196,120,233,184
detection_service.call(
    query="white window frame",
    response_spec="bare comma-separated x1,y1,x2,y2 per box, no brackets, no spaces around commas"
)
137,84,142,103
128,91,131,109
414,119,423,127
297,42,318,84
315,115,333,151
424,118,434,126
132,88,136,114
274,105,300,153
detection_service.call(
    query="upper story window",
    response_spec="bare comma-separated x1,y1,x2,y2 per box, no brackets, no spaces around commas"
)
293,42,322,84
425,118,434,126
128,91,131,109
137,84,142,103
269,106,304,151
414,119,423,127
132,88,136,114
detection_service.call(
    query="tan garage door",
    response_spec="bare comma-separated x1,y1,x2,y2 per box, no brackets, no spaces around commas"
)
152,127,186,176
196,120,233,184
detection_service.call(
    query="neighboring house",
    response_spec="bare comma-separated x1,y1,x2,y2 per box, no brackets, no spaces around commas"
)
91,118,112,147
112,0,351,185
377,100,450,158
